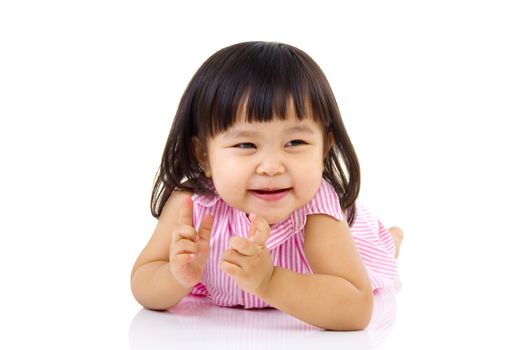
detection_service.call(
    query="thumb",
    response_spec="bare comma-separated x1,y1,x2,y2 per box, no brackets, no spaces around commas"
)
197,214,213,242
248,213,270,247
178,194,194,226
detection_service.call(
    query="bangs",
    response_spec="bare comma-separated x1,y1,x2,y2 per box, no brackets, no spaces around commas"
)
193,42,334,139
153,41,360,223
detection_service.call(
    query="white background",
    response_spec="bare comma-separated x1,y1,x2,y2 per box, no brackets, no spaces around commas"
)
1,0,527,349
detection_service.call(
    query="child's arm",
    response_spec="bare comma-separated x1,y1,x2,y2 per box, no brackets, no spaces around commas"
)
131,191,211,310
131,261,193,310
255,214,373,331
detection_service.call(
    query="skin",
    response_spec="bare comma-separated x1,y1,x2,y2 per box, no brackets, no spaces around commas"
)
388,226,404,258
131,106,403,331
199,115,328,225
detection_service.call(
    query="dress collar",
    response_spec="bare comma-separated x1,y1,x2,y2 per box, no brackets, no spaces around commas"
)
192,178,307,250
232,205,306,250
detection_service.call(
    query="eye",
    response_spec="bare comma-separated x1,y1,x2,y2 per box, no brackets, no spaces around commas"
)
233,143,256,149
285,139,307,147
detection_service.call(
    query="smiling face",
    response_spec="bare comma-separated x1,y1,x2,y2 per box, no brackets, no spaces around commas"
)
200,110,330,225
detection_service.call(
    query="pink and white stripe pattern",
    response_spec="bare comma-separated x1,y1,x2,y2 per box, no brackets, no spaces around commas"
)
187,179,398,309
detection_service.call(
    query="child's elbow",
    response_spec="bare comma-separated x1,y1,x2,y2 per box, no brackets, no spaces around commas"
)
342,290,374,331
350,309,372,331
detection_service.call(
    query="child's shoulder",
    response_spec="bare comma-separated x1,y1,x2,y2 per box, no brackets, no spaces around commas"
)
166,179,213,210
167,188,193,203
159,189,193,218
301,179,344,221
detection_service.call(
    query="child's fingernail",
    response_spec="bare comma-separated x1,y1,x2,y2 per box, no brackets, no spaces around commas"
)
249,213,256,221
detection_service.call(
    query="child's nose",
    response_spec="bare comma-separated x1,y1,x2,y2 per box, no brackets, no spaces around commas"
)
256,154,286,176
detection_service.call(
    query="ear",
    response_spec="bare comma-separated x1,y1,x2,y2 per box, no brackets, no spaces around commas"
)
192,137,211,177
324,129,334,157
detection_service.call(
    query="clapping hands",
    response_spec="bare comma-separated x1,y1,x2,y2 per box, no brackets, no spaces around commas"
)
220,213,275,296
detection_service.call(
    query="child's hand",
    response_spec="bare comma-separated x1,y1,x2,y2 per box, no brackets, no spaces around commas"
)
169,194,213,289
220,213,274,296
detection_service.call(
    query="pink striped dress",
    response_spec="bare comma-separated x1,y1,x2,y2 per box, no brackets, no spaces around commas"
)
187,179,398,309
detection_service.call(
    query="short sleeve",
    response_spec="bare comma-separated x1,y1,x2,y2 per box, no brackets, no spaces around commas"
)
302,179,344,221
288,179,344,235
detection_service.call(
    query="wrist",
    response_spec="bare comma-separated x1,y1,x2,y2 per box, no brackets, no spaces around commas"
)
166,262,197,291
254,265,276,300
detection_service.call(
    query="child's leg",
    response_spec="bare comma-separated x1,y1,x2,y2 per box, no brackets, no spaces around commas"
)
388,226,404,259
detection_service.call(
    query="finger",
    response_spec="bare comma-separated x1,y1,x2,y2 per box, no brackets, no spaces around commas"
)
172,252,196,266
219,258,242,278
248,213,257,236
248,213,271,246
172,224,197,243
178,194,194,226
222,248,255,267
197,214,213,242
172,239,198,255
228,237,259,256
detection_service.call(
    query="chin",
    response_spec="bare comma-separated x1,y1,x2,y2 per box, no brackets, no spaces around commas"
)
262,212,290,225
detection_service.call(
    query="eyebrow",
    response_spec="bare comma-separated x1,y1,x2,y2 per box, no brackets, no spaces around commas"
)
224,125,315,138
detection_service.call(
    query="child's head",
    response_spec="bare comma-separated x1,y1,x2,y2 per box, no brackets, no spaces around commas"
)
152,41,360,224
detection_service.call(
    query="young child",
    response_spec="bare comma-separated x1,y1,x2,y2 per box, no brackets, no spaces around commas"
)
131,41,403,331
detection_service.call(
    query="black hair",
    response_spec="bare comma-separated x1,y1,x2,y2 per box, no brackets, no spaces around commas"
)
151,41,360,225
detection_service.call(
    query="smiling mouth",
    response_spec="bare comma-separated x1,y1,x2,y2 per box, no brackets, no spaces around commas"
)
251,188,290,194
249,188,292,201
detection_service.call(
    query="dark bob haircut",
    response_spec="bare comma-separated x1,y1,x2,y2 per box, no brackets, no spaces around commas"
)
151,41,360,225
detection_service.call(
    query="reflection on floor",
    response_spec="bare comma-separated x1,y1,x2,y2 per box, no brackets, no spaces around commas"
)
129,279,400,350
